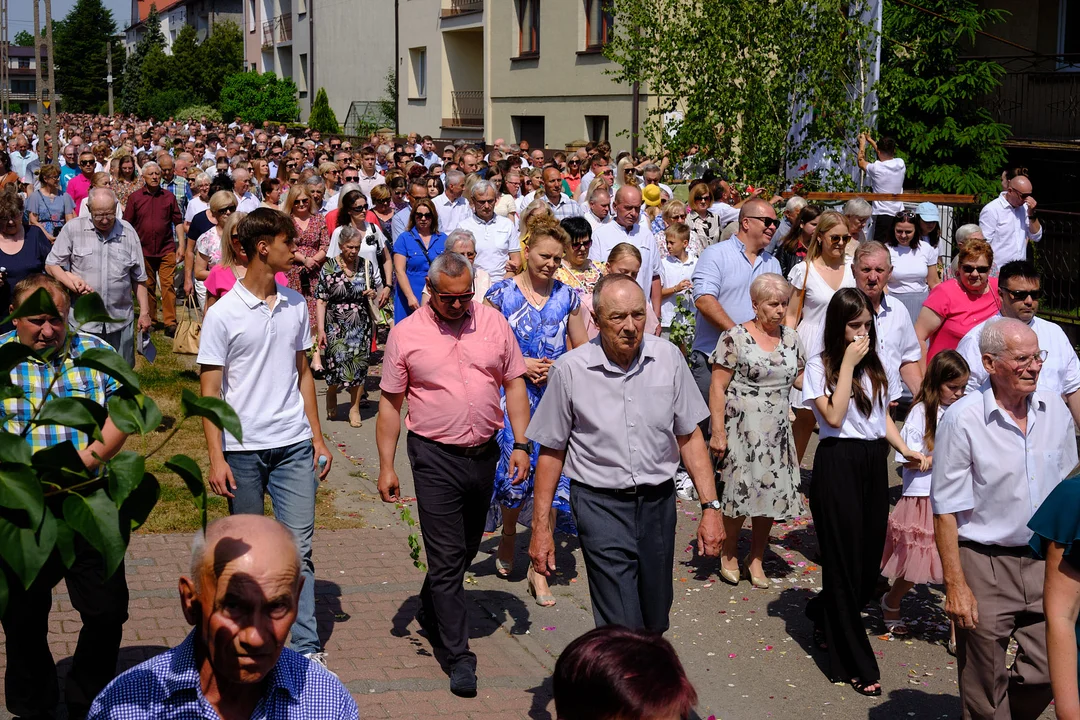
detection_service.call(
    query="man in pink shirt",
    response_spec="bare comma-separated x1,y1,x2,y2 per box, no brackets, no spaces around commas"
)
66,149,96,214
376,251,531,698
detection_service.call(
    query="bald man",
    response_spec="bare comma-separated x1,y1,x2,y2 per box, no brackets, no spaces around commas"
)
89,516,358,720
979,174,1042,266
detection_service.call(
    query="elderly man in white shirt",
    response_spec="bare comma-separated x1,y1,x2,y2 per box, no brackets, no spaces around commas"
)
589,185,662,319
231,168,260,214
956,260,1080,425
932,317,1077,720
581,185,612,233
432,170,469,234
456,179,520,281
979,174,1042,267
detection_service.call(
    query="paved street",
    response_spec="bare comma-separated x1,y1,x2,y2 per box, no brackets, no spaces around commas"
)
0,377,1054,720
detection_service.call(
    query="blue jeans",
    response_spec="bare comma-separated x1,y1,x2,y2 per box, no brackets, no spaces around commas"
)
225,439,320,655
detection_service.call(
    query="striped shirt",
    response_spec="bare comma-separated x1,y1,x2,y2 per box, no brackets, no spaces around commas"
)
0,331,119,454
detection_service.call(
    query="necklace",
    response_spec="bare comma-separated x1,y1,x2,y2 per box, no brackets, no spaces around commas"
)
519,273,552,308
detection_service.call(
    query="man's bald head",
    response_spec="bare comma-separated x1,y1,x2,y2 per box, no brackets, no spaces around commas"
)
738,198,774,222
189,514,300,593
593,272,644,315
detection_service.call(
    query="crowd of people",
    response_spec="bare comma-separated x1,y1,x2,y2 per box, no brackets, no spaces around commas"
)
0,109,1075,720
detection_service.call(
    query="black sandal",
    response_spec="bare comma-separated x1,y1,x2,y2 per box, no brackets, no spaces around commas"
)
850,678,882,697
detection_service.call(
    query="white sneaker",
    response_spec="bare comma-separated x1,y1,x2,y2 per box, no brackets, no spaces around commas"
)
674,470,697,501
304,651,338,678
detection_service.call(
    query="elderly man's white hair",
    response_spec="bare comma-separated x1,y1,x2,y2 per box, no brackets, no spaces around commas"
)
141,161,161,174
843,198,872,218
784,196,807,214
445,170,465,185
468,179,495,200
979,317,1033,358
87,187,119,206
955,223,982,246
429,251,474,284
446,229,477,252
337,183,361,200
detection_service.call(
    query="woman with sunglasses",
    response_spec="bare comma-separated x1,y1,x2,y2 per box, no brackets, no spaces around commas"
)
330,190,392,312
652,199,687,257
286,183,331,371
886,210,940,324
915,238,998,361
687,180,720,255
784,211,856,461
367,184,396,240
483,223,588,603
561,156,583,197
190,190,238,307
392,198,446,323
555,216,605,303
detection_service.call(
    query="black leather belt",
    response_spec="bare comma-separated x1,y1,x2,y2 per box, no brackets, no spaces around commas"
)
959,540,1035,558
571,479,674,497
409,431,496,458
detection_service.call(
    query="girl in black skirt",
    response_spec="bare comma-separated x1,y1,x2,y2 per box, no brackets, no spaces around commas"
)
801,288,929,696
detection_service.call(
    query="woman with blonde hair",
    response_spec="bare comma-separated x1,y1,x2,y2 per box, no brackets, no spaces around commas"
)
517,197,557,261
653,199,688,256
191,191,240,307
784,210,856,460
203,211,289,311
285,182,331,371
687,180,720,254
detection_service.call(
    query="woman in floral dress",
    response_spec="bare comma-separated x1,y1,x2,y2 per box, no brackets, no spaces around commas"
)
286,183,330,370
316,226,375,428
709,273,805,589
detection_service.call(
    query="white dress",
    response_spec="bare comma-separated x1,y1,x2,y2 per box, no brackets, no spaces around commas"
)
787,260,856,360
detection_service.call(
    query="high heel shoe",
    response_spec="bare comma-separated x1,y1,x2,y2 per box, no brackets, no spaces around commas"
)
495,532,515,577
745,557,769,589
527,567,556,607
880,594,909,636
719,561,741,585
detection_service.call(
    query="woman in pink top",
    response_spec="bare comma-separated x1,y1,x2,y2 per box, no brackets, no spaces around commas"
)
204,212,288,312
915,238,1000,360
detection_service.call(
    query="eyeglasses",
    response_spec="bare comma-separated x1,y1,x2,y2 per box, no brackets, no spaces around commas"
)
961,264,991,274
894,211,917,221
747,216,781,229
1004,287,1042,301
825,232,852,242
1008,185,1032,200
429,287,475,304
571,239,593,249
91,212,117,220
1002,349,1048,369
670,213,688,220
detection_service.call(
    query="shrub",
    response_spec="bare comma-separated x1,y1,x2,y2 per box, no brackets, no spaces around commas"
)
307,87,340,134
218,71,299,126
175,105,222,123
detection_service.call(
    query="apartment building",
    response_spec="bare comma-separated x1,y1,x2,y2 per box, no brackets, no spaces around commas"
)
398,0,646,151
125,0,243,54
2,45,52,114
242,0,311,117
311,1,395,128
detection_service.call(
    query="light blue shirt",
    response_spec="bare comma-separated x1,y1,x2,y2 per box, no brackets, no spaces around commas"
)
690,235,780,355
391,205,412,241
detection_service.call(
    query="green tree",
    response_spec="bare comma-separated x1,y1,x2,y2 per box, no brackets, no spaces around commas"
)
0,289,237,618
197,20,244,105
878,0,1009,199
307,88,340,134
169,24,203,97
378,67,397,131
121,5,165,115
13,30,35,47
52,0,121,112
605,0,875,189
218,71,299,125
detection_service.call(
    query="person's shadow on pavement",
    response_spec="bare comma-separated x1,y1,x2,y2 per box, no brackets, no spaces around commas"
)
314,579,347,648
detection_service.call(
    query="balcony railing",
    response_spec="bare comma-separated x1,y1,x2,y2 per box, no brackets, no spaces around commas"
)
976,54,1080,143
274,12,292,43
261,21,273,48
447,90,483,127
441,0,482,18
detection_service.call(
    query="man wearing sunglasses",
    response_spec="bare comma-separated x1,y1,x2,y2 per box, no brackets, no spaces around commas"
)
979,174,1042,266
67,150,98,215
376,252,531,698
955,260,1080,424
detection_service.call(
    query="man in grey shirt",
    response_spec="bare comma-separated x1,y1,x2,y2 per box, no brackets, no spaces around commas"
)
526,274,723,632
46,188,151,366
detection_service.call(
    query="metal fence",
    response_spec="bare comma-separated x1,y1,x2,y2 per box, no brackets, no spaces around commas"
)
976,54,1080,142
1031,210,1080,324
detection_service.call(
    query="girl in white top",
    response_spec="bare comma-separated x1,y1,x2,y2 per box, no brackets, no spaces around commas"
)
886,210,940,323
879,350,969,640
784,210,856,461
802,288,927,698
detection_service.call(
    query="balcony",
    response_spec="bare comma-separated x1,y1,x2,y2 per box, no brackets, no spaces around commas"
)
440,0,482,18
977,54,1080,144
261,20,273,48
444,90,483,129
274,12,292,44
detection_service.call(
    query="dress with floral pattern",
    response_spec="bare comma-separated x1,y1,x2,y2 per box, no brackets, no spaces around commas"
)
710,324,805,519
484,278,580,535
288,213,330,333
110,177,138,210
553,261,605,300
313,258,375,389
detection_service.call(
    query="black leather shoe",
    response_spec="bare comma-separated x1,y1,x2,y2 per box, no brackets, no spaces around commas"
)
416,606,444,648
164,325,176,338
449,661,477,698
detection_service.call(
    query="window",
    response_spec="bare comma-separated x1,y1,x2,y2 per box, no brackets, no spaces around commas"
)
18,58,30,69
584,0,613,49
409,47,427,98
517,0,539,56
512,115,545,150
297,52,308,93
296,0,307,14
247,0,256,32
585,115,608,143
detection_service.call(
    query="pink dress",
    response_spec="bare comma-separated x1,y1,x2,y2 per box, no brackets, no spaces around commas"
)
922,278,1000,359
287,213,330,333
204,266,289,300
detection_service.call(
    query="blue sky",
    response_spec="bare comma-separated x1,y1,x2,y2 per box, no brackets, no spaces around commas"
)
11,0,133,36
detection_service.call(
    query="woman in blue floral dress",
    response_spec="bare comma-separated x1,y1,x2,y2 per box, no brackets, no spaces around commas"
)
484,223,589,605
315,226,376,428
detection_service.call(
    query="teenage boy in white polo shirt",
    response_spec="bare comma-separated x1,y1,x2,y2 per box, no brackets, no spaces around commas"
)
197,207,335,668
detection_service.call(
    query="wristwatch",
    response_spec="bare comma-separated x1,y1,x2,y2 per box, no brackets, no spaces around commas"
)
701,499,721,512
513,441,532,453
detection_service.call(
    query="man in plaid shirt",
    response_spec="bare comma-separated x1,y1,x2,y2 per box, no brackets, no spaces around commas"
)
0,274,136,720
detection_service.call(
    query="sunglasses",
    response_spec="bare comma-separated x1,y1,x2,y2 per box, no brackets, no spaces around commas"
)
670,213,688,220
219,206,237,214
961,264,991,274
694,195,712,203
825,232,852,242
349,205,369,213
430,287,475,304
894,211,917,221
1008,186,1032,200
571,239,593,249
294,199,311,206
1004,287,1042,301
747,216,781,229
343,175,359,182
79,160,95,166
415,212,433,219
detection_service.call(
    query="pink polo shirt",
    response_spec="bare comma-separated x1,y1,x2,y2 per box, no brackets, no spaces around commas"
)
67,174,93,215
923,277,1000,360
380,301,527,446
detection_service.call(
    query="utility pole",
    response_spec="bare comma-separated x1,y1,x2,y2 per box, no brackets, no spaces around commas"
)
33,0,42,119
0,0,10,126
44,0,55,153
107,40,114,116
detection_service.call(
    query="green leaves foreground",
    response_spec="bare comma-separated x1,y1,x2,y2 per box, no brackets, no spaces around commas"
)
0,290,242,617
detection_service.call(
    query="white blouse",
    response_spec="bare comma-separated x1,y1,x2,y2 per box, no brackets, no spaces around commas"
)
803,356,889,440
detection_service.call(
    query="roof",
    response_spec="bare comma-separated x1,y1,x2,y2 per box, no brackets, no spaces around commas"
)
7,46,48,59
128,0,187,29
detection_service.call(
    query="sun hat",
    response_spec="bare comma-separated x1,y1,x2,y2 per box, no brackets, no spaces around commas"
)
642,184,663,207
915,201,940,223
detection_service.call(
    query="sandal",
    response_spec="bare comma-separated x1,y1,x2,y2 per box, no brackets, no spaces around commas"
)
880,594,909,636
527,567,556,607
495,531,515,577
850,678,882,697
349,408,362,428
